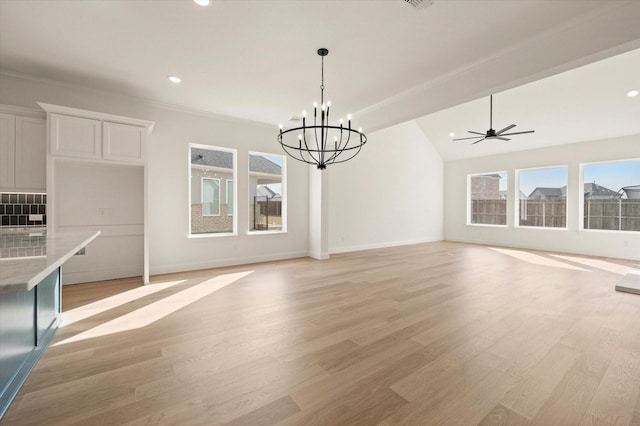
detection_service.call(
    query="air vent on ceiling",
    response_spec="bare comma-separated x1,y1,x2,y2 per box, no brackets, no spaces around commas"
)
404,0,434,10
288,116,302,123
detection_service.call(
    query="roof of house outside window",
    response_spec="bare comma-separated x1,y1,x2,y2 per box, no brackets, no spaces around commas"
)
249,155,281,176
191,148,233,170
190,148,282,176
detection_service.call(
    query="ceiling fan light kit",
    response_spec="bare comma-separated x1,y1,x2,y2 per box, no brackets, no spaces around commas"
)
453,95,535,144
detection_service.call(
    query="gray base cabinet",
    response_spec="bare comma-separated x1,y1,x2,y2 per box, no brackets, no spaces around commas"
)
0,268,60,419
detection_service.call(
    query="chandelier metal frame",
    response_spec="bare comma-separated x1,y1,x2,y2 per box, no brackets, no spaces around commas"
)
278,48,367,170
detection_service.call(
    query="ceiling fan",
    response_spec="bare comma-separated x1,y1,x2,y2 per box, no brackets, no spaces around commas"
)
452,95,535,144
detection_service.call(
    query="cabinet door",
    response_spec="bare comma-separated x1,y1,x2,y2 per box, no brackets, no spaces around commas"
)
15,116,46,191
102,121,145,164
50,113,101,159
0,113,16,189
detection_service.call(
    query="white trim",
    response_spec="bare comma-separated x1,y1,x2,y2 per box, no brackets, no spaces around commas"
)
0,104,45,119
466,223,508,229
248,151,286,233
330,237,442,255
515,165,568,229
188,143,238,236
38,102,154,133
466,171,508,226
149,250,308,275
226,179,233,216
580,158,640,232
247,230,288,236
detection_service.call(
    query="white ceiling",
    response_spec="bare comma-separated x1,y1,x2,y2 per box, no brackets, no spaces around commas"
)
0,0,639,160
418,48,640,160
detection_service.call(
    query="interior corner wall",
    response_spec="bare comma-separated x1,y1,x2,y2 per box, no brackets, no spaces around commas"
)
328,120,444,254
0,73,310,276
444,134,640,260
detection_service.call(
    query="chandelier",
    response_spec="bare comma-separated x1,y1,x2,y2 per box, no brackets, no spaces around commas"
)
278,48,367,170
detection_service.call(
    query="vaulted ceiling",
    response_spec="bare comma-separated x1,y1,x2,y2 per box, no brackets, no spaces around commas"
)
1,0,639,160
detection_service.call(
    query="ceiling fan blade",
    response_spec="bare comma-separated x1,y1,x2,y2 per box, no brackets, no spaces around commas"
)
495,137,511,141
453,136,484,141
472,137,487,145
496,124,516,135
468,131,486,135
500,130,535,136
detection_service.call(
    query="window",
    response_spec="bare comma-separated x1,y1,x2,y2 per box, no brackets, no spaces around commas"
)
249,152,285,232
517,166,567,228
226,180,233,216
468,172,507,226
202,178,220,216
583,159,640,232
189,144,236,235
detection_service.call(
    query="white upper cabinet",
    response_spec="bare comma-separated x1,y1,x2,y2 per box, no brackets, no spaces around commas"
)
102,121,145,163
15,116,46,190
0,110,46,192
41,103,154,166
0,113,16,189
50,114,101,160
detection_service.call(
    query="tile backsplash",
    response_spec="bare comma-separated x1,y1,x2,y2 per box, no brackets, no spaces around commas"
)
0,192,47,227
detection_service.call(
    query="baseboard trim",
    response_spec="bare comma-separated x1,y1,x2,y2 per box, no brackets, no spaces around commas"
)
150,250,309,276
62,267,143,285
330,237,443,254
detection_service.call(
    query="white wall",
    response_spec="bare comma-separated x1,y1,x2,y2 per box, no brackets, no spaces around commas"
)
0,73,309,276
54,161,144,283
328,120,444,253
444,134,640,260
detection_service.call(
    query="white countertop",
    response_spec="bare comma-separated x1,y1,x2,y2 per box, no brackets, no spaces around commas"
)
0,229,100,294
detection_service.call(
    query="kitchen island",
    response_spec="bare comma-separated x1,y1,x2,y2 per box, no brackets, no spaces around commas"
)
0,229,100,419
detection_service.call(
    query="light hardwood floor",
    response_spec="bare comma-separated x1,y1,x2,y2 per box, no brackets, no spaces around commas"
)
3,241,640,425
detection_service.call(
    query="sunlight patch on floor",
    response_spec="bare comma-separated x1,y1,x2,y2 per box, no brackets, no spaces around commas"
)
54,271,253,346
549,254,632,275
62,279,187,327
489,247,590,272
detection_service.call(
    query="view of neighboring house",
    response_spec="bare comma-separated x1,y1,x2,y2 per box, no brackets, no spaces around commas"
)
190,147,234,234
249,154,283,231
527,183,619,200
584,182,620,199
500,190,527,200
190,148,283,234
470,174,501,200
528,187,565,200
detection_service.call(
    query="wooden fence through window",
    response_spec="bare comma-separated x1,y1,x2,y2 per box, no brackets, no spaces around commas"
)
471,199,640,231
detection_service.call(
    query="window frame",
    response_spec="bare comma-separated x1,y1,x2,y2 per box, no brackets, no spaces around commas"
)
466,171,508,227
188,143,237,238
226,179,233,216
247,151,287,235
515,165,568,230
580,158,640,234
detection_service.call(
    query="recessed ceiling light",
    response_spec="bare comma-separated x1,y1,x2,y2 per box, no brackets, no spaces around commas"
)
168,75,181,84
194,0,210,6
628,89,639,97
449,132,455,137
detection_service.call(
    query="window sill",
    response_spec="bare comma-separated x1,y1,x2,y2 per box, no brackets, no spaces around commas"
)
188,232,237,239
580,228,639,235
466,223,507,228
247,230,288,236
515,226,568,231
